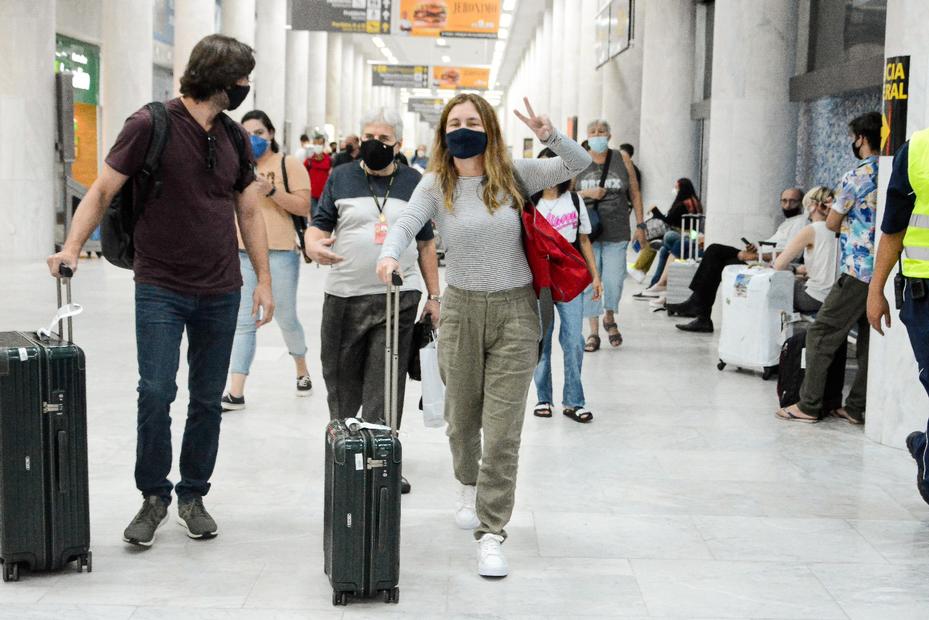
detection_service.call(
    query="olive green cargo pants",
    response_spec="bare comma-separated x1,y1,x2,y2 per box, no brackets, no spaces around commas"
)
438,285,540,540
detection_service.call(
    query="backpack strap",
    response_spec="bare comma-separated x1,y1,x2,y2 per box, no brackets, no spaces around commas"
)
133,101,170,218
280,154,291,193
570,191,582,251
217,113,251,192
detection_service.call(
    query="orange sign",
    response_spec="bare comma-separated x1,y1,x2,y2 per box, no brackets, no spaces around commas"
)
398,0,500,39
432,66,490,90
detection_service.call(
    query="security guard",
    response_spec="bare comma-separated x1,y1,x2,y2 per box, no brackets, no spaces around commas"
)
868,127,929,505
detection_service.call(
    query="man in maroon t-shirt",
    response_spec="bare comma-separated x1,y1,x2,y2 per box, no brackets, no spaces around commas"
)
47,35,274,548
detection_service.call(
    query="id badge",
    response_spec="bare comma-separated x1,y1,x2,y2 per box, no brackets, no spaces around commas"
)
374,220,388,245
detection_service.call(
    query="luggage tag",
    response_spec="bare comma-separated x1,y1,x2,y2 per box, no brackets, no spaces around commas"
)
37,303,83,339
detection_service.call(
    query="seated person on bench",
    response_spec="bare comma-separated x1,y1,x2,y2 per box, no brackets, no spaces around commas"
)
773,186,838,314
667,187,808,333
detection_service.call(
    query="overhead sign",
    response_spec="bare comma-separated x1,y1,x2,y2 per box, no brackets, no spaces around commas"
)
881,55,909,156
608,0,633,58
372,64,431,88
408,97,445,124
291,0,391,34
55,34,100,106
397,0,500,39
432,66,490,90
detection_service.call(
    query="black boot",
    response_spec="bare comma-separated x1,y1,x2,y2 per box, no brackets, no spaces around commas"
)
676,316,714,333
666,295,703,318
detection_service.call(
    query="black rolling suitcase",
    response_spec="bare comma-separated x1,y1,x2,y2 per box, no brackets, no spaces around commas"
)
0,266,91,582
776,327,847,412
324,273,402,607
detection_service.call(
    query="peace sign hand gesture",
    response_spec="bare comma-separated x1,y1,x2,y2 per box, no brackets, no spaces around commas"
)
513,97,554,143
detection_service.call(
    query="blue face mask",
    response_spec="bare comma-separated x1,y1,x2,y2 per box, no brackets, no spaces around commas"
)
250,134,269,159
445,128,488,160
588,136,609,154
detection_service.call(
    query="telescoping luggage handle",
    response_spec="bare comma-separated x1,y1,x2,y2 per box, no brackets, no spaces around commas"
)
384,271,403,438
38,265,82,342
680,214,704,262
756,241,779,267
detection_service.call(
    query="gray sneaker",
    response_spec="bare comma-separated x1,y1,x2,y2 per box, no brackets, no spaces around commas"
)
123,496,169,547
177,496,219,539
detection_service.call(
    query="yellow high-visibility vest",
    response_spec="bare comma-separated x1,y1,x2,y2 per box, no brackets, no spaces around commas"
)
904,129,929,277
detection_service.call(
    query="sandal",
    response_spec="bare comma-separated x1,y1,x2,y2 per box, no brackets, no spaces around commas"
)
563,407,594,423
775,406,818,424
533,403,553,418
603,320,623,347
584,335,600,352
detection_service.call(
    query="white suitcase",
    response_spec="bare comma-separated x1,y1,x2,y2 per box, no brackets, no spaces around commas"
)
666,214,704,310
716,258,794,380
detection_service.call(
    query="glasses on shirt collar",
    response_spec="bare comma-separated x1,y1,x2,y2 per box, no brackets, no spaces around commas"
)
206,135,217,171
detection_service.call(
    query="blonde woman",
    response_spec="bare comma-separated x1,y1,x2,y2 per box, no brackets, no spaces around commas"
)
376,95,590,578
774,186,838,313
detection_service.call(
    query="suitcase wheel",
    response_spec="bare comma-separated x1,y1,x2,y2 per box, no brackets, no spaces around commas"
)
78,552,92,574
332,591,348,606
762,366,777,381
717,361,726,371
383,587,399,604
2,562,18,583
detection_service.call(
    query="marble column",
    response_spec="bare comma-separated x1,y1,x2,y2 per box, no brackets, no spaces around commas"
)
102,0,153,152
560,0,581,136
306,32,327,134
362,63,373,116
353,52,365,133
866,0,929,448
0,0,56,261
341,39,356,135
577,0,603,140
254,0,286,126
599,0,645,148
538,9,552,116
173,0,215,96
285,30,309,152
637,0,698,209
325,33,343,136
548,0,565,129
221,0,256,112
703,0,799,248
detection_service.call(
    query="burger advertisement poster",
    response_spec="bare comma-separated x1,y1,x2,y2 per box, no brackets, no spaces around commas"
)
398,0,500,39
431,66,491,90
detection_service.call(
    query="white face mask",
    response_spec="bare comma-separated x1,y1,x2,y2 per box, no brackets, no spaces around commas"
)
672,187,678,198
312,144,324,155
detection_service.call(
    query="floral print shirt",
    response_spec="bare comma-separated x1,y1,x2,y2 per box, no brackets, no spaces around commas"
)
833,156,879,283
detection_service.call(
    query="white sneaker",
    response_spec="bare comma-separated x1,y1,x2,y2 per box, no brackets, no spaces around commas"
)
477,534,508,577
628,268,647,284
648,294,667,309
454,483,480,530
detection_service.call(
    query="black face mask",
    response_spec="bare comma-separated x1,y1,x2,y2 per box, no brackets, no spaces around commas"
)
783,206,803,218
851,136,862,159
345,143,355,154
224,84,250,111
359,139,396,171
446,128,488,159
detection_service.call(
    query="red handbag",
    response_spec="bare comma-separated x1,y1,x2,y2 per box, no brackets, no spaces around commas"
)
521,200,592,303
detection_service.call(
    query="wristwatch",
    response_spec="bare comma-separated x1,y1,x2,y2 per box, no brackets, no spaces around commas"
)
428,294,441,303
636,222,647,230
265,185,277,198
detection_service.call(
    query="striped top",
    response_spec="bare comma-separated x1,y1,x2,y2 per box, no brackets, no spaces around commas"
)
380,131,592,292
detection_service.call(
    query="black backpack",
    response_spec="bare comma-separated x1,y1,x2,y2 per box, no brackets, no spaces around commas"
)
100,102,250,269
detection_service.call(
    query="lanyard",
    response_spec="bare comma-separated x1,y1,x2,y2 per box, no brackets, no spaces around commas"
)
365,167,397,221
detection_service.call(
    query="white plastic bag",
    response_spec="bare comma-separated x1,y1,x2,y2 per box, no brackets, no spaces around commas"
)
420,340,445,428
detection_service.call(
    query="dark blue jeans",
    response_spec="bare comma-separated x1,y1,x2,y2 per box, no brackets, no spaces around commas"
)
135,283,240,503
900,280,929,480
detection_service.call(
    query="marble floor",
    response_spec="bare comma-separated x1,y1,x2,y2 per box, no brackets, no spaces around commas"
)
1,258,928,620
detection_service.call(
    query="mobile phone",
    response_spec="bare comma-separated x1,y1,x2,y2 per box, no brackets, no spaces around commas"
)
740,237,752,248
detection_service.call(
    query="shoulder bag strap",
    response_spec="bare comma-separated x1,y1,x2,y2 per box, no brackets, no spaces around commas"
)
280,154,291,193
592,149,612,209
217,113,251,192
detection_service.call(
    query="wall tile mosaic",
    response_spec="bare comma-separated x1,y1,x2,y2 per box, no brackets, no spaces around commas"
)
795,88,882,192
